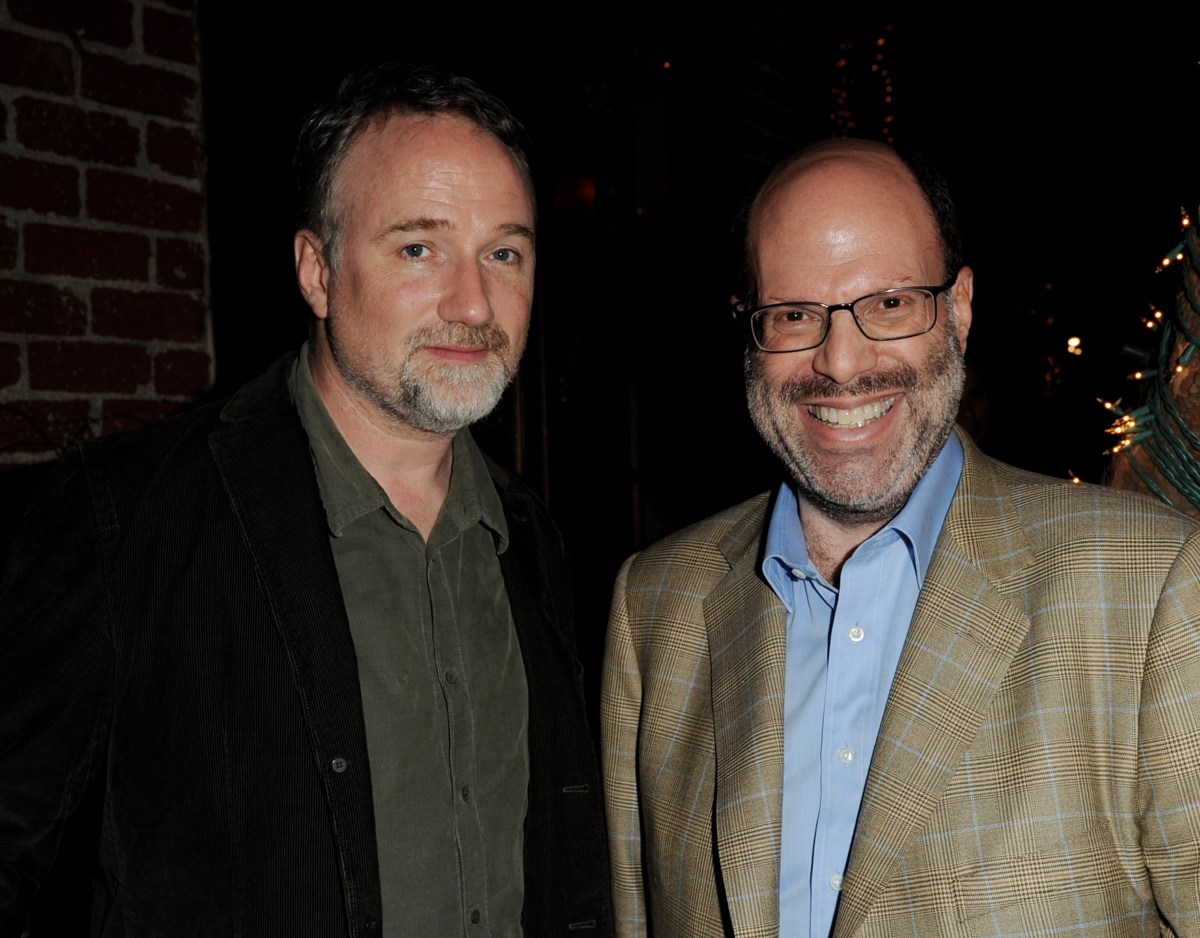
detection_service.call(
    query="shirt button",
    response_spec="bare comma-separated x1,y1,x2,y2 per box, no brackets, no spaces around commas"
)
470,909,481,925
836,747,854,764
848,626,864,642
331,757,348,773
790,567,807,580
829,873,843,891
461,786,471,801
445,670,458,684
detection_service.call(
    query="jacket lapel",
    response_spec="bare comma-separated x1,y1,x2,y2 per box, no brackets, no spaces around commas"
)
707,499,788,938
207,358,380,927
833,436,1035,936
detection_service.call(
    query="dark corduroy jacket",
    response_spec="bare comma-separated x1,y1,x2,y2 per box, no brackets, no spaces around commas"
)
0,355,612,938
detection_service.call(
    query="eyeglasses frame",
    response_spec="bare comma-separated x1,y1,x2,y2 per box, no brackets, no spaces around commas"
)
735,277,958,353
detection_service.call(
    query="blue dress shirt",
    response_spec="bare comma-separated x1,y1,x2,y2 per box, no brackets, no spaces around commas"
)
764,435,963,937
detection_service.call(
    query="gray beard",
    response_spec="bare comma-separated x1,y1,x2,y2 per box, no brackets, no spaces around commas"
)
744,328,964,526
327,317,518,435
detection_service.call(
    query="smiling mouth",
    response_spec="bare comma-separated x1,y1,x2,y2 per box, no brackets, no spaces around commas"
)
808,396,896,428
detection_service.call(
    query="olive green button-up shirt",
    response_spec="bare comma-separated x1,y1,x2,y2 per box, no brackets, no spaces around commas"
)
290,351,528,938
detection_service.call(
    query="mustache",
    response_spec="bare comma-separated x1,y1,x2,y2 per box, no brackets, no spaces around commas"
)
776,364,920,403
406,321,511,355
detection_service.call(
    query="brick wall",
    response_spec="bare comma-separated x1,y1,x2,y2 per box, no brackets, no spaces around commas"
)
0,0,210,471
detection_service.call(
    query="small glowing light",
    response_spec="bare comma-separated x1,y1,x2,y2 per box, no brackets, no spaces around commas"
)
876,37,886,46
1177,364,1185,374
1101,399,1115,410
1182,207,1191,227
1069,472,1082,485
1146,320,1157,329
1067,337,1081,348
1134,371,1144,379
1154,308,1164,319
663,61,670,69
1177,252,1185,261
1163,257,1172,266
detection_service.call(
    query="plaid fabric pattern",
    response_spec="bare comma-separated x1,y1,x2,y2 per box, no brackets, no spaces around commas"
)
602,431,1200,937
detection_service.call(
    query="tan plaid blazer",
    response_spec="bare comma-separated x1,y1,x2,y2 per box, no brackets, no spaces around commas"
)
602,430,1200,937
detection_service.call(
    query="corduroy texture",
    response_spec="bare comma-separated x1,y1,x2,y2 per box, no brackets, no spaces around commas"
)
0,353,611,937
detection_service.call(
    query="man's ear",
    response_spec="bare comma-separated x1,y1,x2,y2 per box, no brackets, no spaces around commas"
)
294,230,331,319
950,265,973,354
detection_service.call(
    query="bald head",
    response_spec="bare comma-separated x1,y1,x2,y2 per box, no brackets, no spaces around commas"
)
745,140,961,304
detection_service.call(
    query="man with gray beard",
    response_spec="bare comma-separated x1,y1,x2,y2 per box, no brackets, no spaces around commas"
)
601,139,1200,936
0,64,611,937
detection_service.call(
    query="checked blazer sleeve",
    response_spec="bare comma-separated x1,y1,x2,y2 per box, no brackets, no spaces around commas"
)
833,440,1200,936
602,496,785,938
603,557,651,935
602,431,1200,938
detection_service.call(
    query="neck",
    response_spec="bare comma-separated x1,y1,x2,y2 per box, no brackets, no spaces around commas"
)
311,353,455,542
797,500,890,586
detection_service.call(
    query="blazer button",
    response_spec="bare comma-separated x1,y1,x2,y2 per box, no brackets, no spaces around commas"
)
331,757,348,773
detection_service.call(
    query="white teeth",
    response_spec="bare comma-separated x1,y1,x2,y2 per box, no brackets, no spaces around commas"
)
809,397,895,428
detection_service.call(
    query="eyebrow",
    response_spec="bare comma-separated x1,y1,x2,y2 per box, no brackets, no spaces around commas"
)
375,217,536,243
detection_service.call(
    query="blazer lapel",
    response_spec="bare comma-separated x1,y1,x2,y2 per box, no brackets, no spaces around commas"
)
833,436,1035,936
207,360,380,923
707,502,788,938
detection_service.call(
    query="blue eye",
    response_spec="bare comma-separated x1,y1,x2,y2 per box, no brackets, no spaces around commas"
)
491,248,517,263
401,244,429,258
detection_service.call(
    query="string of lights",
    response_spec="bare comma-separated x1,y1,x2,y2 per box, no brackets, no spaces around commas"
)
1102,207,1200,512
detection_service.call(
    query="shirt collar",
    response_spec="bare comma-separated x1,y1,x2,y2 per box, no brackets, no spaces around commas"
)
762,432,964,591
288,344,509,552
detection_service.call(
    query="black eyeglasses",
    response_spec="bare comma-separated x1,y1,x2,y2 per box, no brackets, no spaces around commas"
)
735,279,956,353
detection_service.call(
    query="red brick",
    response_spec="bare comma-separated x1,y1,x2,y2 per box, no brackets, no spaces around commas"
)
156,237,205,289
147,122,202,178
0,343,20,388
0,398,92,453
153,347,210,396
16,98,139,166
92,287,207,341
0,154,80,215
0,30,74,95
9,0,134,48
87,169,202,232
0,218,16,270
100,397,184,435
29,339,151,392
25,223,150,281
144,7,196,65
81,53,198,121
0,278,87,335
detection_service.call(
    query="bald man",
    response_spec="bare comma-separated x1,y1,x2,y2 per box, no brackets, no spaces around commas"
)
601,140,1200,937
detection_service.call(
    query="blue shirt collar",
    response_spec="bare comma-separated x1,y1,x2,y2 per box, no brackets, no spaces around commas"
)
762,432,964,596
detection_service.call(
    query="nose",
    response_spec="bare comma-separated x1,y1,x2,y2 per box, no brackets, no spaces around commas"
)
438,259,494,326
810,308,878,385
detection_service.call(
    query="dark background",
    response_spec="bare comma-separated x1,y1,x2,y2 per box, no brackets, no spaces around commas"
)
18,6,1200,933
198,5,1199,653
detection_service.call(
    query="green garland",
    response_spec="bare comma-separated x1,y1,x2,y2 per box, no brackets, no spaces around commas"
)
1109,217,1200,510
